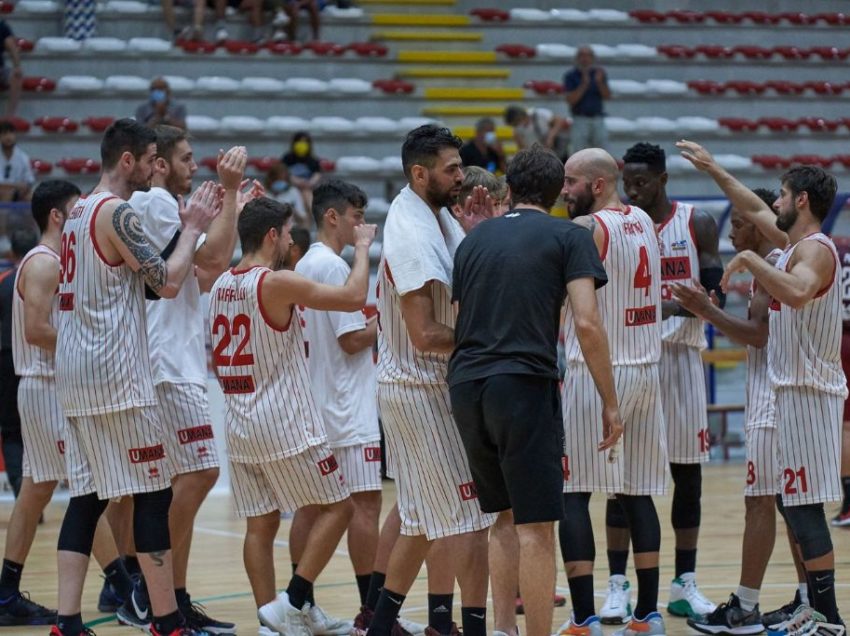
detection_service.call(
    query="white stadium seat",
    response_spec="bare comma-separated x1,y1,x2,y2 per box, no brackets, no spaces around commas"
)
608,79,646,95
266,116,310,132
127,38,172,53
328,78,373,94
220,116,265,132
666,156,696,174
645,79,689,95
587,9,630,22
285,78,330,94
381,156,403,172
616,44,657,59
311,117,355,133
588,44,617,59
241,77,286,94
603,117,638,133
676,116,720,132
398,117,438,130
17,0,60,13
36,37,83,52
635,117,678,132
102,0,150,13
550,9,589,22
355,117,400,133
185,115,220,131
509,8,550,21
163,76,196,92
715,154,753,170
336,156,382,172
104,75,149,93
82,37,127,52
56,75,104,91
196,76,240,93
322,5,364,18
536,43,576,59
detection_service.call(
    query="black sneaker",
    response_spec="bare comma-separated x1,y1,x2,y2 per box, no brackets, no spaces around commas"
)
180,596,236,635
762,595,802,629
116,580,151,631
687,594,764,635
97,576,125,613
0,591,57,626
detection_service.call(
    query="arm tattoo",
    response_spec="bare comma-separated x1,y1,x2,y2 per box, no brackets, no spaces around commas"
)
149,550,166,567
112,203,168,293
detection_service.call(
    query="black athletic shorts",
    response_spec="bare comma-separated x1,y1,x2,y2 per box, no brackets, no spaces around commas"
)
449,374,565,524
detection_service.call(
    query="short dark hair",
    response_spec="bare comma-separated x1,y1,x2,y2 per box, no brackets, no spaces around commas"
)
237,197,294,254
401,125,462,179
0,120,15,135
751,187,778,212
101,118,157,169
623,142,666,174
153,124,190,162
31,180,81,233
780,165,837,222
311,178,368,228
290,227,311,255
505,144,564,210
10,228,38,258
504,105,527,126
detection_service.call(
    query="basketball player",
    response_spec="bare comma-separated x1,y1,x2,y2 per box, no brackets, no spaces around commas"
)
450,146,621,636
719,164,846,634
289,178,381,634
832,233,850,528
550,149,666,636
53,118,221,636
209,197,376,636
363,125,497,636
122,127,248,634
0,181,132,628
617,142,722,619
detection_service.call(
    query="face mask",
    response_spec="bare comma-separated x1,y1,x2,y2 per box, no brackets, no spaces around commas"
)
293,140,311,157
150,89,167,103
271,180,290,193
484,131,497,145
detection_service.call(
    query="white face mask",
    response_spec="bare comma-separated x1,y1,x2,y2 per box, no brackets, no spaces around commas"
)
484,131,497,145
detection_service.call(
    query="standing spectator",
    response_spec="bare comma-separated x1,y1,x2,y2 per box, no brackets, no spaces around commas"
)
282,0,320,42
134,77,187,130
282,131,322,212
0,120,34,202
63,0,96,40
459,118,506,174
265,162,307,226
504,105,570,161
0,21,21,117
563,46,611,151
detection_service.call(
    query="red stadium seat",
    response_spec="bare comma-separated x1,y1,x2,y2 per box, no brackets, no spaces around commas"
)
16,38,33,52
742,12,782,24
779,12,815,25
765,81,805,95
832,155,850,168
718,118,759,132
724,81,766,95
470,8,510,22
687,80,725,94
0,2,13,14
695,45,733,59
372,79,414,95
266,41,302,55
347,42,388,57
732,45,773,59
200,157,219,171
249,156,277,172
772,46,810,60
752,155,792,169
797,117,840,132
666,10,705,23
791,154,833,167
704,11,744,24
35,116,79,133
319,158,336,172
629,10,667,23
179,40,217,53
495,44,536,58
83,116,115,133
58,158,101,174
805,81,844,95
4,116,30,132
815,13,850,25
22,76,56,92
304,41,346,56
224,40,261,54
657,44,696,59
808,47,849,61
523,80,563,95
30,159,53,175
757,117,799,132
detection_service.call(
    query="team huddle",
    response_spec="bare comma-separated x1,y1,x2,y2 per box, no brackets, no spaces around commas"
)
2,118,848,636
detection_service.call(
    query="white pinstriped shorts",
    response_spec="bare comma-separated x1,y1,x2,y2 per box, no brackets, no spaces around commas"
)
334,442,382,493
744,424,782,497
19,377,67,483
155,382,220,476
659,342,710,464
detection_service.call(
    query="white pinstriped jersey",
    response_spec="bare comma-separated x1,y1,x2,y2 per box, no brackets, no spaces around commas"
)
745,248,784,428
376,259,455,385
55,191,157,417
12,245,59,377
657,201,706,349
209,266,326,463
768,233,848,397
564,206,662,366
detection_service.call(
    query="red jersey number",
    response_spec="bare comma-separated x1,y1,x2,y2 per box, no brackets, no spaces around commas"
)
60,231,77,284
633,245,652,296
212,314,254,367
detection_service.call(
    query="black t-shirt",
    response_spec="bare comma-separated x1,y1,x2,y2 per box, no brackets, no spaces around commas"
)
281,152,321,181
459,141,500,173
448,209,607,386
0,21,11,69
0,266,16,352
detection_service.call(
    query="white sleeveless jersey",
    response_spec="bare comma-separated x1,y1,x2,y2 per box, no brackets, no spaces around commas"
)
564,206,662,366
376,257,454,385
768,233,848,396
657,201,706,349
55,191,157,416
12,245,59,377
745,248,784,427
209,266,326,463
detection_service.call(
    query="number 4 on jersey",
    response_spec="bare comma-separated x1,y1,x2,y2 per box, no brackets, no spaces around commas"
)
633,246,652,296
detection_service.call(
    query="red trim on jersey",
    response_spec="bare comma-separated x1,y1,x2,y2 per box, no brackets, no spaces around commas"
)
15,247,60,300
257,270,292,332
594,214,610,261
230,265,265,275
687,205,699,252
656,201,678,233
384,261,396,288
90,196,122,267
810,237,838,299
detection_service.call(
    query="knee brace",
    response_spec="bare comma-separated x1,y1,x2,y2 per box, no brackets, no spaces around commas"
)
670,463,702,529
58,493,108,555
783,504,833,561
559,493,595,563
616,495,661,554
133,487,173,554
606,497,629,529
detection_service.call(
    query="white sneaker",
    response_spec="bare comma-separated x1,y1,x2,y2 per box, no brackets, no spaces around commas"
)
259,627,281,636
398,617,426,636
214,23,229,42
555,613,604,636
600,575,633,625
272,10,290,26
307,604,354,636
258,591,312,636
668,573,717,619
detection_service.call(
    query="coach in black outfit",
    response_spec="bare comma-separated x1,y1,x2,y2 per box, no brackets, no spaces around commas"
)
448,145,622,636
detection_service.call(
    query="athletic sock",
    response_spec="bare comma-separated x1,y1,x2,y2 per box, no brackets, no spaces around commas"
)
175,587,189,608
808,570,839,623
356,574,371,606
736,586,760,611
798,583,809,606
0,559,23,598
370,589,406,636
56,613,84,635
841,477,850,512
608,550,629,577
461,607,486,636
674,549,697,578
287,574,313,610
634,567,659,619
123,555,141,579
568,575,595,624
428,593,453,634
103,557,133,601
365,571,386,611
153,609,183,635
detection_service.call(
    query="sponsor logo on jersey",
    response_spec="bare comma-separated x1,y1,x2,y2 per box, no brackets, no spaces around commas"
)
318,455,339,476
661,256,691,280
57,440,65,455
177,425,214,445
128,444,166,464
625,305,658,326
58,293,74,311
769,297,781,311
670,239,688,251
458,481,478,501
220,375,256,394
364,446,382,462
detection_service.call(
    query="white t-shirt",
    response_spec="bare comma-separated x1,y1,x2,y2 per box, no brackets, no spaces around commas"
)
295,242,380,447
0,146,34,186
131,187,208,386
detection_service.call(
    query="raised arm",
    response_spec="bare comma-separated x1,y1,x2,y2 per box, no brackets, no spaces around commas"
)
21,255,60,352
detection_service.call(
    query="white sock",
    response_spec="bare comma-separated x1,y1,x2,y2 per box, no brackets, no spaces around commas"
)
799,583,809,606
736,586,760,611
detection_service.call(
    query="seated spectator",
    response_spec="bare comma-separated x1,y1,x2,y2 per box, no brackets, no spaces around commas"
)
264,162,307,227
459,118,506,174
284,227,311,269
161,0,230,42
281,131,322,212
135,77,187,129
281,0,320,42
0,21,21,117
504,104,570,160
0,121,33,202
451,166,509,224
